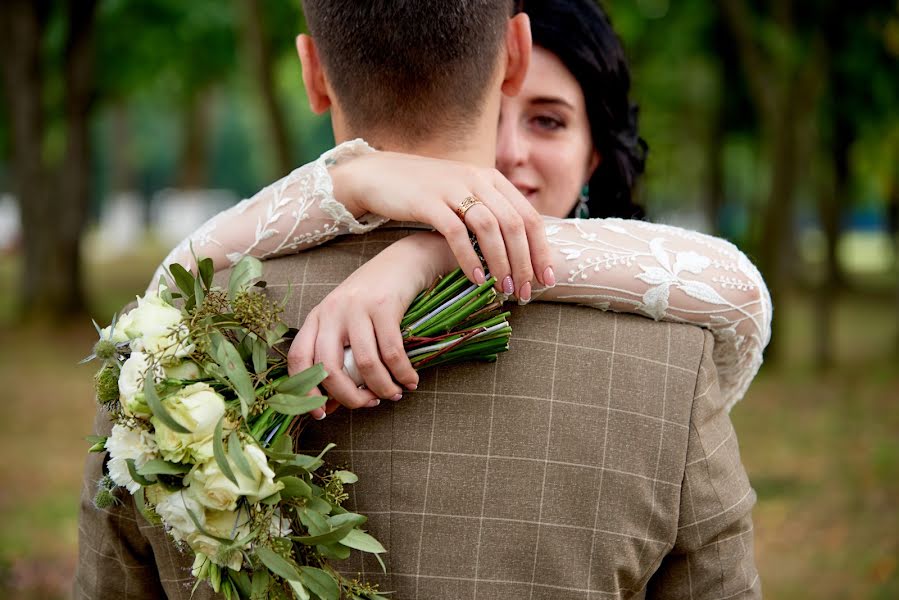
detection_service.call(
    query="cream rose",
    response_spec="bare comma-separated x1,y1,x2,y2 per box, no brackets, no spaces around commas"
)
165,360,202,381
151,382,225,463
187,508,249,571
118,289,192,362
154,489,205,542
186,443,284,512
118,351,154,417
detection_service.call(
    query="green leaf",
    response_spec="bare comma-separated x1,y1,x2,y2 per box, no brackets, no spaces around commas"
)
194,275,206,307
213,417,239,487
339,529,386,554
328,512,367,529
275,364,328,396
125,459,156,486
266,393,327,416
297,567,339,600
332,470,358,484
198,257,214,291
169,262,197,301
266,322,290,347
315,542,351,561
228,256,263,301
251,569,270,598
278,476,312,499
300,508,330,535
270,433,293,455
230,571,252,597
290,521,355,546
144,376,192,434
227,432,255,480
260,491,282,505
252,338,269,374
137,459,191,476
210,333,256,417
288,580,311,600
256,546,301,582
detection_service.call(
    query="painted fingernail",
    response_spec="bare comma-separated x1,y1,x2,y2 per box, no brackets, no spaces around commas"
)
473,267,486,285
543,266,556,288
518,282,531,305
367,399,381,408
391,393,403,401
406,383,418,391
314,411,327,421
502,275,514,295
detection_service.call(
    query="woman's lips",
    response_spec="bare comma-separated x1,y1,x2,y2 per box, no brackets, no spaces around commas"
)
513,183,538,203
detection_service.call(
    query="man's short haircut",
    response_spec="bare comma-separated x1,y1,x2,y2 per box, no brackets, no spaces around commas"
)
302,0,515,143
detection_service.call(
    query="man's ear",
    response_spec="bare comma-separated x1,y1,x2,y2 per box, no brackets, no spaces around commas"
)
296,34,331,114
501,13,532,97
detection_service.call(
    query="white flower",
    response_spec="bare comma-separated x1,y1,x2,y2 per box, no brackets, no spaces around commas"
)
151,383,226,464
186,443,284,512
118,289,193,362
165,360,202,381
188,508,250,571
118,351,154,418
106,423,158,493
155,489,205,542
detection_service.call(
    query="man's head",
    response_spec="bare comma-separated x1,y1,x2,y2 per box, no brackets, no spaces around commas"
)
298,0,530,156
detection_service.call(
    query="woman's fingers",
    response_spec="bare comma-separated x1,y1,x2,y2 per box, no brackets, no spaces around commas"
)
347,313,403,400
475,185,534,300
371,308,418,392
493,173,554,288
314,319,378,410
288,312,327,419
462,202,512,294
427,203,488,285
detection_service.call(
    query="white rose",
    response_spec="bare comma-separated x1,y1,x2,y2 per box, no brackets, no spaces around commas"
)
151,382,225,464
188,508,249,571
121,290,192,362
118,351,154,417
165,360,202,381
186,443,284,512
106,423,158,493
155,489,205,542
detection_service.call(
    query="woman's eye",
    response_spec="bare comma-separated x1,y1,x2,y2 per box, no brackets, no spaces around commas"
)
531,115,565,131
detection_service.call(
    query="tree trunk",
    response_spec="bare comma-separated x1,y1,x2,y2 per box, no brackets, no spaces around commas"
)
178,89,212,189
240,0,293,176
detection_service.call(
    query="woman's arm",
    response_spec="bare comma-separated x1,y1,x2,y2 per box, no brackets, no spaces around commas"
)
535,217,771,411
149,141,553,296
295,220,771,413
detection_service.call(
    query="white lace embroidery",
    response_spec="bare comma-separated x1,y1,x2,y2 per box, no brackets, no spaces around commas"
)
150,142,771,411
149,139,387,289
537,217,772,411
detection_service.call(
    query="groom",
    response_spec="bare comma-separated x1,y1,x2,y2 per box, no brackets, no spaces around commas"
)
75,1,760,598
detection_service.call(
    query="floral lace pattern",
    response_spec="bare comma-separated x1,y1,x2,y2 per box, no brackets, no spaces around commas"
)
537,217,771,411
150,139,771,410
149,139,385,288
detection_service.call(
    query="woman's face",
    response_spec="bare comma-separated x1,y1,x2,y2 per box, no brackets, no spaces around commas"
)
496,47,599,217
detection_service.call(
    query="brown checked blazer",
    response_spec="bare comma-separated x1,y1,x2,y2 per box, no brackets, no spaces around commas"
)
75,227,761,599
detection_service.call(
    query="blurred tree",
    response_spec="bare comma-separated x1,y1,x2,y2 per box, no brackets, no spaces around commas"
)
720,0,828,361
0,0,98,320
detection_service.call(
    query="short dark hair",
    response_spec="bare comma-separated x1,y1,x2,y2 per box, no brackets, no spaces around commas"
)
302,0,515,143
524,0,647,219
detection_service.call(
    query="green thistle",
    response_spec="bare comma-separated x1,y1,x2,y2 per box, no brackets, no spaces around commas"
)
95,363,120,409
93,338,119,361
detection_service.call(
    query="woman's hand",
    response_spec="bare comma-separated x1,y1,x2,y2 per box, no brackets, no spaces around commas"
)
288,232,457,418
331,152,555,301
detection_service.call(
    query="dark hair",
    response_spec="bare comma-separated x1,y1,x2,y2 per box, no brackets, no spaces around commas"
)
524,0,647,219
302,0,515,144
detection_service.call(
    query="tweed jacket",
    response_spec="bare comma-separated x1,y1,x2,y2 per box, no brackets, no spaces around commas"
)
75,227,760,599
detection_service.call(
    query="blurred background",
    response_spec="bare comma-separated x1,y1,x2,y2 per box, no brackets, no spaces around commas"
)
0,0,896,597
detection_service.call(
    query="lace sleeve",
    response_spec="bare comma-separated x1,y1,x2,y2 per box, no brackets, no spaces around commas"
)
147,139,388,291
535,217,772,411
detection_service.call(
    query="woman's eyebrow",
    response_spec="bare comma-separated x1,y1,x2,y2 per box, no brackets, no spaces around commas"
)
529,97,575,110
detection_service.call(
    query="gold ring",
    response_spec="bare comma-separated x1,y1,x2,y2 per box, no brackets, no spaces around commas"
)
456,195,483,220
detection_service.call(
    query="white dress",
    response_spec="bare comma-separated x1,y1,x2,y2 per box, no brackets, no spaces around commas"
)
154,140,772,411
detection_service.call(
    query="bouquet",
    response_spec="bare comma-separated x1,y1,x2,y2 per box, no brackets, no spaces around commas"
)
84,255,510,600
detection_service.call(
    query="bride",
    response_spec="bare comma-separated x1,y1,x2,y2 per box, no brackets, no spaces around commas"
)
153,0,770,417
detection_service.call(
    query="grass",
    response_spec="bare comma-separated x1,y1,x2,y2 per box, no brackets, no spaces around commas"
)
0,242,897,598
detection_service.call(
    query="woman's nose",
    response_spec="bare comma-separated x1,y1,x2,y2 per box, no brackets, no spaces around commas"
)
496,117,527,173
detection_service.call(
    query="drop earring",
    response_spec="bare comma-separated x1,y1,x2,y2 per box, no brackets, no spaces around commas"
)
575,185,590,219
